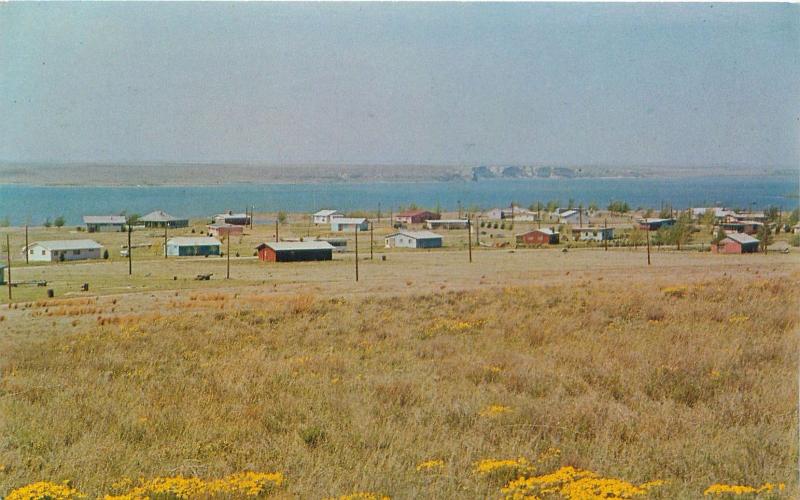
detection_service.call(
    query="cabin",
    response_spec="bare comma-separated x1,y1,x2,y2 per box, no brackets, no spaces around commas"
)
256,241,334,262
316,237,347,252
516,228,559,246
718,220,763,235
637,218,676,231
572,227,614,242
25,240,103,262
166,237,221,257
331,218,369,232
313,210,343,224
140,210,189,228
691,207,733,221
425,219,469,230
558,210,581,224
384,231,443,249
214,211,251,226
206,223,243,238
394,210,440,224
83,215,126,232
712,233,760,254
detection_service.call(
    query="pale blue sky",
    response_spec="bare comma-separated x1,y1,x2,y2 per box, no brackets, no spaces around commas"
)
1,2,798,169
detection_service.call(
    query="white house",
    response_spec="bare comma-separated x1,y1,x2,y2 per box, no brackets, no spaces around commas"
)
25,240,103,262
558,209,582,224
425,219,469,230
385,231,443,249
313,210,343,225
571,227,614,241
166,237,221,257
83,215,127,232
331,218,368,232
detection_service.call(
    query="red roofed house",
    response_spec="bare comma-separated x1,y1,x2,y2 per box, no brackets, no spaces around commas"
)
516,228,560,246
394,210,440,224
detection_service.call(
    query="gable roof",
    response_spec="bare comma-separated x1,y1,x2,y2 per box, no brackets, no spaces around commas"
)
517,228,556,236
559,210,579,218
140,210,184,222
397,210,435,217
385,230,442,240
83,215,126,224
30,240,103,251
332,217,367,224
724,233,759,245
313,209,340,217
256,241,334,251
167,237,221,246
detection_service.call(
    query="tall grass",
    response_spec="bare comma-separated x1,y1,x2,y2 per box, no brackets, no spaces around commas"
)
0,277,797,498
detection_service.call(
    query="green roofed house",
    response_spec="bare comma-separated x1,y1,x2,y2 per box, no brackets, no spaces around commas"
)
140,210,189,228
166,237,221,257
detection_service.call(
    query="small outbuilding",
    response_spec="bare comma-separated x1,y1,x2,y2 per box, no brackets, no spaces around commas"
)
313,210,343,224
83,215,127,232
316,237,348,252
558,210,581,224
331,218,369,232
572,227,614,242
384,230,443,249
394,210,440,224
516,228,560,246
712,233,760,254
140,210,189,228
256,241,334,262
25,240,104,262
207,223,244,238
166,237,221,257
0,263,5,285
214,211,251,226
637,218,676,231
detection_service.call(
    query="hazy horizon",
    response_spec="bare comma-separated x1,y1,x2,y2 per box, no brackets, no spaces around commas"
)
1,3,798,170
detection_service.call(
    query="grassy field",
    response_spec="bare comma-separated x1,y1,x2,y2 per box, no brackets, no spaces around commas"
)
0,220,798,499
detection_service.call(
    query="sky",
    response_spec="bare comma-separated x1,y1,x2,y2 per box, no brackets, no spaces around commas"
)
0,3,798,169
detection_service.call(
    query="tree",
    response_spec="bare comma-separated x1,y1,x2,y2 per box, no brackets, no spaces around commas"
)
103,249,109,260
658,204,673,219
277,210,287,224
54,216,65,228
588,201,598,213
669,214,693,250
787,208,799,227
758,224,773,253
435,201,442,215
0,216,9,228
628,227,645,249
43,218,52,228
127,213,141,225
700,210,716,227
712,225,727,244
607,200,629,215
567,198,575,209
765,206,780,222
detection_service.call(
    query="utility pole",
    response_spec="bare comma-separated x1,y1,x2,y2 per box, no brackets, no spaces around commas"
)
164,226,168,258
370,221,374,260
467,218,473,263
475,217,480,247
226,235,230,279
6,234,11,301
458,200,462,219
604,218,608,252
127,225,133,275
354,225,359,282
377,202,381,224
24,224,29,264
250,205,254,230
579,205,583,227
275,220,279,242
646,226,651,266
510,202,515,227
537,202,541,229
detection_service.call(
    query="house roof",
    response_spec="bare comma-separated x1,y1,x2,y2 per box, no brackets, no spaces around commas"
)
30,240,103,251
724,233,759,245
571,226,613,232
167,237,221,246
313,209,340,217
140,210,184,222
427,219,469,224
207,222,238,228
397,210,435,217
215,212,249,219
385,230,443,240
257,241,334,251
518,228,556,236
639,218,675,224
559,210,579,218
332,217,367,224
83,215,126,224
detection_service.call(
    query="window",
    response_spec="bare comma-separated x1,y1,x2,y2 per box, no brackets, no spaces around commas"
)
29,249,33,254
73,250,80,255
41,250,46,255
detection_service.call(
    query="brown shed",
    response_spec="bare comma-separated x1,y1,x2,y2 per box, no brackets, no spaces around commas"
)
516,228,560,246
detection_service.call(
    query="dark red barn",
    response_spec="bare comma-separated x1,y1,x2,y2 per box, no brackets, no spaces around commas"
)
516,228,560,246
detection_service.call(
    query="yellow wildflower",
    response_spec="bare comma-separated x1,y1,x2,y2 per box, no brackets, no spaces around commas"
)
480,405,513,417
7,481,86,500
416,459,445,472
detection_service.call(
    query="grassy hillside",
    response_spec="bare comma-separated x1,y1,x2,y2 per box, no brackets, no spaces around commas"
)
1,276,797,498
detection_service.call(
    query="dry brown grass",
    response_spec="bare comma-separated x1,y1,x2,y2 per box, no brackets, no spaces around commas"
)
0,277,797,498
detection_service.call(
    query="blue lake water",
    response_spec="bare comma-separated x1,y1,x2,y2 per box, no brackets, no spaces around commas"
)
0,175,797,225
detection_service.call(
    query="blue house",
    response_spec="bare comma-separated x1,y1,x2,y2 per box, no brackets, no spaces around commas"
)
331,218,369,232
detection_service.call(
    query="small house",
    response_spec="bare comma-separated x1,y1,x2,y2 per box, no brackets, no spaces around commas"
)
425,219,469,230
313,210,343,224
83,215,127,232
484,208,504,220
384,231,443,249
572,227,614,242
256,241,334,262
166,237,221,257
516,228,559,246
394,210,440,224
25,240,103,262
214,211,251,226
637,218,676,231
558,210,581,224
718,220,763,235
207,223,244,238
712,232,760,254
140,210,189,228
331,218,369,232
